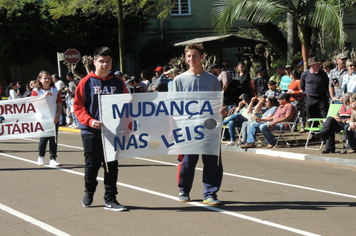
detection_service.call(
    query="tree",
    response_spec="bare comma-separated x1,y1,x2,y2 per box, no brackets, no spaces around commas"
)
45,0,172,73
212,0,346,69
0,0,48,83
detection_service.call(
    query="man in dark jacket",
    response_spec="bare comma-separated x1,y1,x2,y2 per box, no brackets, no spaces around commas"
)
300,57,329,127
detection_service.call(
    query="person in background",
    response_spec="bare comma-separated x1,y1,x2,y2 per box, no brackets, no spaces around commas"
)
342,59,356,94
65,72,76,126
238,96,278,146
52,74,67,126
148,66,163,92
249,54,261,81
323,61,335,100
221,58,235,79
253,67,269,96
265,80,280,98
300,57,329,127
166,67,179,91
32,71,62,166
227,62,251,106
286,70,306,132
241,93,297,149
30,80,36,89
315,92,353,154
208,64,230,92
8,83,18,100
280,65,293,93
323,61,335,78
269,64,285,90
329,53,348,104
140,70,151,92
344,94,356,154
151,65,171,92
23,83,33,97
297,61,304,72
16,81,26,98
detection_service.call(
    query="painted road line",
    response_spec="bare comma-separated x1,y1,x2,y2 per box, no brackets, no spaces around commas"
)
0,152,320,236
20,139,356,199
0,202,71,236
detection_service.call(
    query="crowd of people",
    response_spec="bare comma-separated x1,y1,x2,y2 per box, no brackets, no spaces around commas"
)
4,44,356,212
219,53,356,155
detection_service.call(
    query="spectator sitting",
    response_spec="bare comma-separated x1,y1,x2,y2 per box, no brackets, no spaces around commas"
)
254,67,269,96
222,94,253,146
265,80,280,97
344,93,356,153
237,96,278,146
315,92,353,154
241,93,297,149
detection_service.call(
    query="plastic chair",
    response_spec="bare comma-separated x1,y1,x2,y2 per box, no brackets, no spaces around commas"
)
304,104,342,150
273,111,300,148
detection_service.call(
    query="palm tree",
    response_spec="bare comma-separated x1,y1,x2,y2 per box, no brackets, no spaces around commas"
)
212,0,346,69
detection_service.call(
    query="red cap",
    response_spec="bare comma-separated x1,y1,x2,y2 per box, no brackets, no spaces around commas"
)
154,66,163,72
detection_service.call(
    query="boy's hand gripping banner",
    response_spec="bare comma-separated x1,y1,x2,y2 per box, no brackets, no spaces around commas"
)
0,95,55,140
101,91,223,161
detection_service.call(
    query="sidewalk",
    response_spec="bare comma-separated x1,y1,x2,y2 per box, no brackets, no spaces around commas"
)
59,126,356,168
221,130,356,168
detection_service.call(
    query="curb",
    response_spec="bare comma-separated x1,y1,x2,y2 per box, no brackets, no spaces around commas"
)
58,126,356,168
58,126,81,133
221,145,356,168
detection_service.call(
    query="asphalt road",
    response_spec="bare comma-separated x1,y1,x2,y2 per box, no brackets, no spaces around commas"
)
1,130,356,236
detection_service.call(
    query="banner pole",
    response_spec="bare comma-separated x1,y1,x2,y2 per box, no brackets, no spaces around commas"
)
217,91,224,166
98,89,109,173
51,87,58,144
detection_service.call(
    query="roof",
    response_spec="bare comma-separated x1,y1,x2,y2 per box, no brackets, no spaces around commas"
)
173,34,268,48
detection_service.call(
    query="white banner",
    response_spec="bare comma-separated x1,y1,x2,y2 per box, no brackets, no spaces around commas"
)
0,95,55,140
101,91,223,161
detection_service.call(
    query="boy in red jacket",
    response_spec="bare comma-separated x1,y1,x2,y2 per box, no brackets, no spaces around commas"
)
74,46,128,211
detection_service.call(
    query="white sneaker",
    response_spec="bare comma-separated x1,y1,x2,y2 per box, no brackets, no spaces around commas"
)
49,159,60,166
37,156,44,165
226,141,236,146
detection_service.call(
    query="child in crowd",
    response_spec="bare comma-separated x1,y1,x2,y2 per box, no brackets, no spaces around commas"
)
265,80,281,97
32,71,62,166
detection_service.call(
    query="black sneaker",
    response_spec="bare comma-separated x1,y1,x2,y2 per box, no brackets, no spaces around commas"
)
82,191,94,207
104,200,128,212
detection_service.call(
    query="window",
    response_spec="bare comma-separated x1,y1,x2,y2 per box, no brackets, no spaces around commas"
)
171,0,191,16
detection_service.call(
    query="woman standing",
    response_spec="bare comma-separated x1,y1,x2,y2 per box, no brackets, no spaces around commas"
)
227,62,251,106
32,71,62,166
286,70,306,133
8,83,18,100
